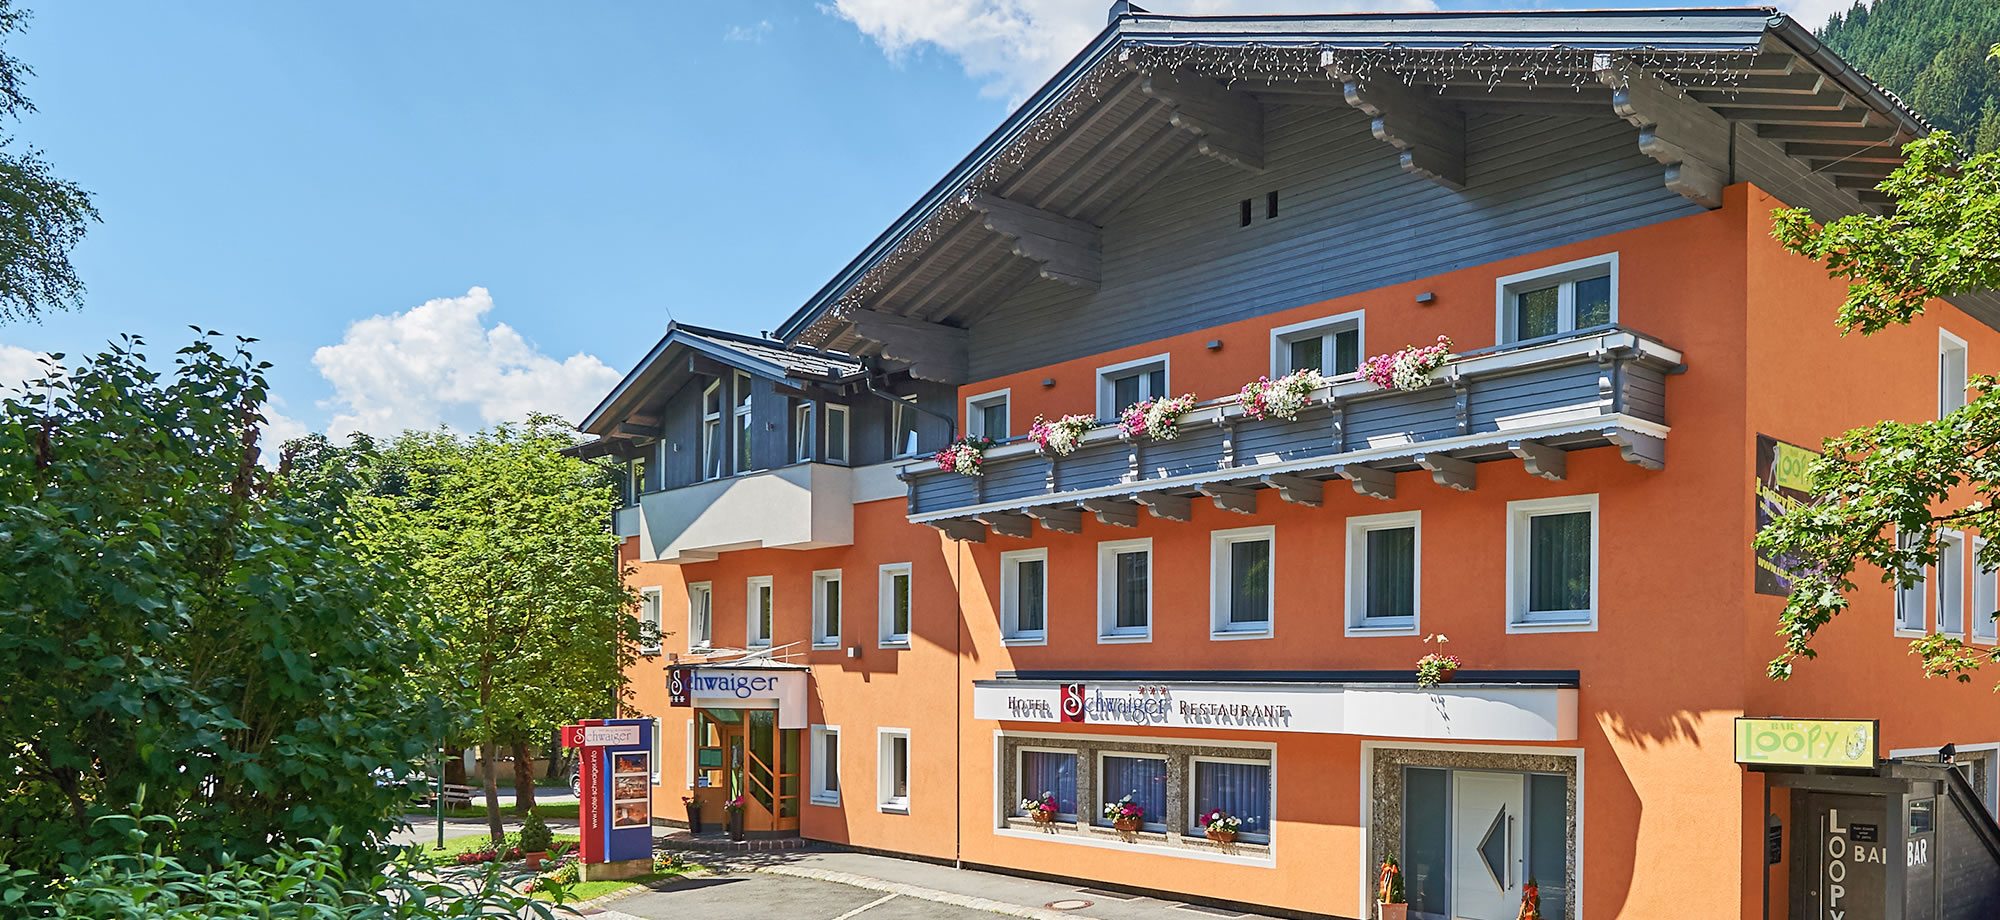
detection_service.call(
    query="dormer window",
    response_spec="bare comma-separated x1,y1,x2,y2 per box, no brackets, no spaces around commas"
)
1497,254,1616,345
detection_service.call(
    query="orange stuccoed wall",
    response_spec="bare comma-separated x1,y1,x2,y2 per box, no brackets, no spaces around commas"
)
618,182,2000,919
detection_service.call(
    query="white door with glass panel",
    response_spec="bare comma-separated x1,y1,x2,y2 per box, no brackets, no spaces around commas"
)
1450,771,1524,920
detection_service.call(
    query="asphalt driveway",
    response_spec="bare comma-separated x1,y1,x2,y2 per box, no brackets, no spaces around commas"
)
608,872,1018,920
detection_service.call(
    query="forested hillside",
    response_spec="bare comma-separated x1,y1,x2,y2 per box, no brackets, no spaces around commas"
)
1818,0,2000,151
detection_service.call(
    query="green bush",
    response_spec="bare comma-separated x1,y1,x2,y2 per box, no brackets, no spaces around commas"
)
0,828,576,918
519,812,552,854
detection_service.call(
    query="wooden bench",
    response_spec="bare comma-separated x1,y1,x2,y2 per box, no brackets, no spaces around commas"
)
436,783,477,809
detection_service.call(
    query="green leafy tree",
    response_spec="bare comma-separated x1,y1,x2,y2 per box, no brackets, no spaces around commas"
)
0,334,438,885
344,416,640,842
0,0,97,323
1759,132,2000,684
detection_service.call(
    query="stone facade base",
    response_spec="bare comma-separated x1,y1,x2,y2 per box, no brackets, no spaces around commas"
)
579,858,652,881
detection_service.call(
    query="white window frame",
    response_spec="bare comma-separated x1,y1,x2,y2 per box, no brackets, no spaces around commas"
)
649,716,663,784
687,582,713,651
877,728,911,814
1896,529,1930,637
1495,252,1619,345
966,388,1011,440
792,402,814,464
733,372,756,474
888,394,922,458
1269,309,1365,379
1094,750,1169,832
810,725,841,806
1505,494,1600,633
1000,548,1049,645
1939,530,1967,637
1185,754,1273,845
825,404,850,465
879,562,912,648
1940,329,1969,418
1345,510,1421,636
1209,526,1275,639
1096,537,1154,643
1975,537,1998,645
746,575,774,648
700,379,724,481
811,569,842,648
1015,745,1081,822
638,586,663,654
1094,353,1171,420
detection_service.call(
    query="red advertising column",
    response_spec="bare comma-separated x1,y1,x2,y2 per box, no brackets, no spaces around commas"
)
562,719,607,864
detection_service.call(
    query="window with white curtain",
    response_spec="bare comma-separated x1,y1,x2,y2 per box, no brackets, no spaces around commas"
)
1186,758,1271,843
1210,526,1274,638
1347,511,1419,634
1507,495,1597,631
1017,749,1078,820
1000,549,1047,644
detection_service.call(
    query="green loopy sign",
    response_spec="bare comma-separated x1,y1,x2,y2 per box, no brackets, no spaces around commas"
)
1734,718,1878,770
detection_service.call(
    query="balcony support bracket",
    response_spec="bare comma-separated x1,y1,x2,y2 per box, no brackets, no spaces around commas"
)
1416,453,1477,492
978,512,1034,539
1026,506,1084,534
1337,463,1397,500
931,519,986,543
1260,473,1324,507
1197,482,1258,515
1134,491,1192,522
1508,439,1568,481
1081,498,1141,528
1605,428,1667,470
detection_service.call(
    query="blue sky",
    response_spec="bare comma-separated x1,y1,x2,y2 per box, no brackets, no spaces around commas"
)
0,0,1845,439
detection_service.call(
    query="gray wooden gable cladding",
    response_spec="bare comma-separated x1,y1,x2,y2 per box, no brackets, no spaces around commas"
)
966,103,1700,380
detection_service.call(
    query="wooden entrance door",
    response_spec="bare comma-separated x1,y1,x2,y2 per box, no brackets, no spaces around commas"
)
694,708,799,834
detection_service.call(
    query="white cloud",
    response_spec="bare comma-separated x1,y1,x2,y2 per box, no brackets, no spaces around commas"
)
312,286,622,441
0,343,54,396
826,0,1435,102
725,19,775,43
1779,0,1864,31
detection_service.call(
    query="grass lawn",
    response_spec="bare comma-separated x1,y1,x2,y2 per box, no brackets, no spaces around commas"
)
530,862,707,904
422,833,579,859
429,802,580,821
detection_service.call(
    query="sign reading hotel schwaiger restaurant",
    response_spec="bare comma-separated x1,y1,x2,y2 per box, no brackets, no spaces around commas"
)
1734,718,1879,770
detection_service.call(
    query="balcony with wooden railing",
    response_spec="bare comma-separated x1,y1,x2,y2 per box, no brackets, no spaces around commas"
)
903,326,1682,539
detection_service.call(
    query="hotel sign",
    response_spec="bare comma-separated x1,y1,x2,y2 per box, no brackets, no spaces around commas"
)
666,666,808,730
1734,718,1878,770
987,682,1307,730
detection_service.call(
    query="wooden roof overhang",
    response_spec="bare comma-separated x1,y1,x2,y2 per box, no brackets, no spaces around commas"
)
773,9,1949,380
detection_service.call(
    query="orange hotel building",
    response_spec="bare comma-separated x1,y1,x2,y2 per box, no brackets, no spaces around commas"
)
567,8,2000,919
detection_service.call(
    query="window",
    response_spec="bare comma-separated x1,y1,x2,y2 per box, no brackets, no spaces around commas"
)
810,726,840,805
746,576,773,647
1096,538,1153,642
1496,254,1616,344
812,569,842,648
879,563,912,647
1187,758,1270,844
1000,549,1048,644
1939,531,1967,636
1096,354,1169,420
890,395,920,458
792,402,814,464
966,389,1010,440
1897,530,1929,635
1271,311,1363,379
1941,330,1969,417
701,379,725,480
687,582,713,650
733,373,755,473
1018,749,1078,821
628,456,647,503
1097,754,1168,832
1210,526,1274,638
1507,495,1598,630
825,405,850,464
638,587,662,654
1347,511,1419,633
1976,539,1997,644
878,729,910,813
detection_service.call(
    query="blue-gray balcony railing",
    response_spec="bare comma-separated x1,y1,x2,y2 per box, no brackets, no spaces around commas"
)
901,325,1682,538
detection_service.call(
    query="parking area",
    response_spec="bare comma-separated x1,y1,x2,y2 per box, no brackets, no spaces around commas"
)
608,872,1019,920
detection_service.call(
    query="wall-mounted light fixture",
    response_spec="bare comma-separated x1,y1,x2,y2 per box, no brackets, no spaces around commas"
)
1041,378,1056,389
1415,292,1436,306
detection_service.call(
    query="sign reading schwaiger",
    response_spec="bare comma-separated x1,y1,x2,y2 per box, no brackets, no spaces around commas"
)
978,681,1322,733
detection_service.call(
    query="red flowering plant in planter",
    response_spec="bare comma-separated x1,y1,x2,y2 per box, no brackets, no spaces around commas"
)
1415,633,1460,688
1101,795,1145,832
1196,808,1243,844
934,435,998,477
1019,791,1060,825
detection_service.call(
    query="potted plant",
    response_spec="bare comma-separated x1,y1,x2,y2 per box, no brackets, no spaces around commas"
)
934,435,998,476
682,794,702,834
1117,394,1199,442
1378,856,1407,920
1359,335,1454,392
1197,808,1242,844
1415,633,1460,688
1028,414,1094,456
1021,791,1059,825
1518,876,1543,920
1102,795,1144,833
724,794,746,841
518,811,552,870
1239,368,1325,421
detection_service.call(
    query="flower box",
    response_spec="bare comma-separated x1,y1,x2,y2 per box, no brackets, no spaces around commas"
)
1112,816,1141,833
1031,811,1056,825
1378,903,1408,920
1204,827,1237,844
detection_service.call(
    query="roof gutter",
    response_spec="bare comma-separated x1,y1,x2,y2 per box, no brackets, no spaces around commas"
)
1765,13,1930,140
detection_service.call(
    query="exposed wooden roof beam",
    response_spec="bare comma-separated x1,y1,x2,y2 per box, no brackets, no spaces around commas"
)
1071,126,1195,220
1723,105,1875,127
926,246,1026,324
1326,55,1467,188
1785,141,1906,163
1757,123,1903,144
901,236,1005,320
873,216,981,310
1596,54,1729,209
1260,473,1324,506
948,262,1040,327
849,308,968,385
1031,99,1163,207
963,191,1102,290
997,72,1142,200
1690,88,1847,110
1128,61,1265,172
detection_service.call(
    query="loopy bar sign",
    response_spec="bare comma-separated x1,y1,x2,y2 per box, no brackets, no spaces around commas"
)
1734,718,1879,770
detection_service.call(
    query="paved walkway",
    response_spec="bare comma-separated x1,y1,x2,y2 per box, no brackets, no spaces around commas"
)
604,848,1288,920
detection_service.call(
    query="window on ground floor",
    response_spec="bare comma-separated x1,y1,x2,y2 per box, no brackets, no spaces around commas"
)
809,725,839,805
878,729,910,813
1016,748,1078,821
1097,754,1168,832
1186,757,1271,844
